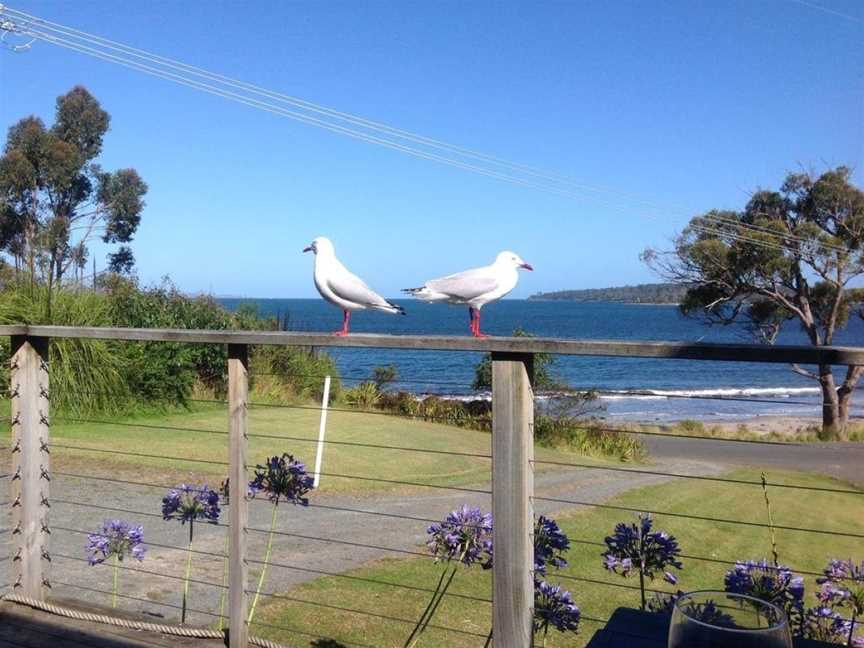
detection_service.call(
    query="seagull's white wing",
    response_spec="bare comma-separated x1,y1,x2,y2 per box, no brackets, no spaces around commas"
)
425,267,499,301
328,263,392,309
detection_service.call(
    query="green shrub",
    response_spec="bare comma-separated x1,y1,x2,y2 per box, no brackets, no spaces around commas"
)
676,419,705,434
0,278,342,413
534,416,646,462
473,328,567,391
372,365,398,390
252,344,341,403
341,381,381,409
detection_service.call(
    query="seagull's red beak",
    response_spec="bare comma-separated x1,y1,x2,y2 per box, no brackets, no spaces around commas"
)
521,262,534,271
303,246,313,253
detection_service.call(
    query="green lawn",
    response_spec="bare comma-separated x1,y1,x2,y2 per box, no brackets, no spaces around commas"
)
251,470,864,648
27,401,608,495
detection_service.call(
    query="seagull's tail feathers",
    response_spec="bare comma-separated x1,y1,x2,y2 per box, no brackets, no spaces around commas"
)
370,299,406,316
402,286,448,303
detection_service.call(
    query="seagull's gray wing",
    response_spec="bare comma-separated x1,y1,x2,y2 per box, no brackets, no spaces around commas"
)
426,268,499,301
328,264,391,308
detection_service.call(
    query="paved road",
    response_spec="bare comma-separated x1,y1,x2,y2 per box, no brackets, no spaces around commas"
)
1,454,720,629
642,435,864,486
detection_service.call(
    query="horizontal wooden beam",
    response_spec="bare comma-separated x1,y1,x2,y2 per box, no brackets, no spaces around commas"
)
2,324,864,364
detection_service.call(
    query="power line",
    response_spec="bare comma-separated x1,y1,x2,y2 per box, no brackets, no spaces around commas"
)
787,0,864,24
0,4,695,216
0,6,853,259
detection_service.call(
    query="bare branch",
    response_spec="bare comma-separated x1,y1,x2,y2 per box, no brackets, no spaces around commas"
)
790,364,820,381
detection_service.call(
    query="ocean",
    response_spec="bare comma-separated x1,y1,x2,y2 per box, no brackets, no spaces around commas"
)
218,298,864,423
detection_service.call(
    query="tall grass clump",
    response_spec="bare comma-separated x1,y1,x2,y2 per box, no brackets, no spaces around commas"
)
0,284,130,414
534,416,646,462
251,344,341,404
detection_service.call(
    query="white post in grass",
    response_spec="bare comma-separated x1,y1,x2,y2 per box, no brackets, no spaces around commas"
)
312,375,331,488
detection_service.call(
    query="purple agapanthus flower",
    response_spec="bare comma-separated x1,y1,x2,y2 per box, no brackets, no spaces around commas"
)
85,519,145,565
249,454,314,506
602,513,682,583
426,505,493,566
817,559,864,618
802,606,860,644
724,558,805,631
162,483,221,524
534,515,570,575
533,581,580,634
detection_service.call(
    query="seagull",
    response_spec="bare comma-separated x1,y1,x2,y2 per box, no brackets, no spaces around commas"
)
403,251,533,337
303,236,405,336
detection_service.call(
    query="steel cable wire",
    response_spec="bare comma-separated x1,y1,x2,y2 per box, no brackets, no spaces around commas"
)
246,556,492,604
533,495,864,539
52,552,226,588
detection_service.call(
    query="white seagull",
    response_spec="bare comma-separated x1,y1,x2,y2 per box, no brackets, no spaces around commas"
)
404,251,533,337
304,236,405,336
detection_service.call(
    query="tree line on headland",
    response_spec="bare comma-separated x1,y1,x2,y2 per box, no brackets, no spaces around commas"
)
529,282,689,304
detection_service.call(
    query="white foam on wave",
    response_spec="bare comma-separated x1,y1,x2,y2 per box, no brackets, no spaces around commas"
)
599,386,821,400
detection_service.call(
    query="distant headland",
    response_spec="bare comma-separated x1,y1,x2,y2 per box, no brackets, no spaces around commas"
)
528,282,688,304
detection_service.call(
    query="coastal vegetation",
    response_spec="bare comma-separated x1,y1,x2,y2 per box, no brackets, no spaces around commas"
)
529,282,688,304
644,166,864,441
0,276,340,414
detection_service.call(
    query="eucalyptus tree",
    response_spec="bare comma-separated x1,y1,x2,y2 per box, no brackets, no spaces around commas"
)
643,167,864,440
0,86,147,301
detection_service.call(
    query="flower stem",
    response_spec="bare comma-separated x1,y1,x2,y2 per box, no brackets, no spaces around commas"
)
761,472,780,567
407,565,457,648
639,569,646,611
247,500,279,625
216,531,230,632
182,521,194,624
848,613,857,647
112,553,118,609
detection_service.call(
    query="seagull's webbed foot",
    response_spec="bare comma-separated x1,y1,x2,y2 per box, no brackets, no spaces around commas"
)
334,310,351,336
471,310,490,337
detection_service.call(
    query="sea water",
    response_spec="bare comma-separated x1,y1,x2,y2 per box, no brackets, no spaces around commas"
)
219,299,864,422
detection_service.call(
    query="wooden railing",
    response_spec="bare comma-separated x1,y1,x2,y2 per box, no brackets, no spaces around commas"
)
3,324,864,648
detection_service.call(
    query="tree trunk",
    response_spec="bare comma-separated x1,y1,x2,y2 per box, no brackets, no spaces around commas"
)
835,365,864,442
819,366,843,441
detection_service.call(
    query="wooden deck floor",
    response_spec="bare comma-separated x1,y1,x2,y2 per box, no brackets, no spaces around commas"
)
0,600,227,648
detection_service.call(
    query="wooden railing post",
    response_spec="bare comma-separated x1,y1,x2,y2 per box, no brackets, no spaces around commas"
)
492,352,535,648
228,344,249,648
10,335,51,599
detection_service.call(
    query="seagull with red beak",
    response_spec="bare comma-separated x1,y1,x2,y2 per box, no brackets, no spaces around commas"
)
304,236,405,336
404,251,533,337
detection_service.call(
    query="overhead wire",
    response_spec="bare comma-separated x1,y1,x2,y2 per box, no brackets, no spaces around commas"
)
0,6,854,259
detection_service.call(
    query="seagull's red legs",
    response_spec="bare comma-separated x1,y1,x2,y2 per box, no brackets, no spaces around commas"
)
334,310,350,336
472,309,489,338
468,307,477,335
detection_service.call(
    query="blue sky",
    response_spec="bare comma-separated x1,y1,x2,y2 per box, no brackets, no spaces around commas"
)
1,0,862,298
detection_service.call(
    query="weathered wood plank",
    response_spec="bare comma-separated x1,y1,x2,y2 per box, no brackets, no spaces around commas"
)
227,345,249,648
492,353,534,648
2,325,864,364
10,336,50,599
